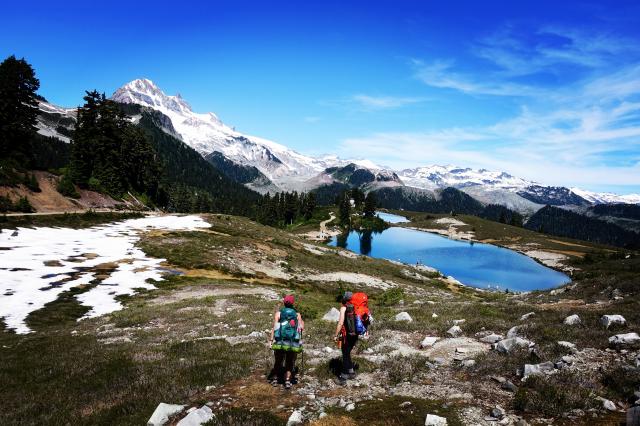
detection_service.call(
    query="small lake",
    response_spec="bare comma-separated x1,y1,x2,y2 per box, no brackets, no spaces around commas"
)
329,213,570,292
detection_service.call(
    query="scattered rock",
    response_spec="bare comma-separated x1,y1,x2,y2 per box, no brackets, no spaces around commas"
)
432,313,438,319
520,312,535,321
345,403,355,412
506,326,520,338
609,333,640,346
322,307,340,322
600,398,617,411
399,401,412,408
523,362,554,379
395,312,413,322
490,406,505,419
563,314,581,326
287,410,303,426
501,381,518,392
561,355,575,364
425,413,448,425
447,325,462,337
462,359,476,368
148,403,186,426
601,315,626,329
495,337,531,354
452,319,466,325
420,336,439,348
480,334,503,344
177,405,213,426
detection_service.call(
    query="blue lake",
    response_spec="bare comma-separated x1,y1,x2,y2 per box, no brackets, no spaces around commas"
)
329,214,570,292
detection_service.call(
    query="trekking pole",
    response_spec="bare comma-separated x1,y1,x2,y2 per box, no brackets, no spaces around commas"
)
300,329,305,378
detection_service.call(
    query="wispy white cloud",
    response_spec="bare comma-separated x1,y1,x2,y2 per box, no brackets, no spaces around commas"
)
341,61,640,189
412,59,544,97
350,94,426,110
304,116,321,123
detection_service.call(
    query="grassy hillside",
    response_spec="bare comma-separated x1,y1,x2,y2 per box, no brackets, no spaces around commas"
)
1,212,637,425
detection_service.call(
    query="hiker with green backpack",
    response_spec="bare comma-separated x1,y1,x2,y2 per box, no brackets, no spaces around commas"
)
268,294,304,389
334,291,371,385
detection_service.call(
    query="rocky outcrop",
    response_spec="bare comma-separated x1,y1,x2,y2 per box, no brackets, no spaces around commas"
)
395,312,413,322
177,405,213,426
609,332,640,346
425,413,448,425
601,315,626,329
495,337,532,354
563,314,581,325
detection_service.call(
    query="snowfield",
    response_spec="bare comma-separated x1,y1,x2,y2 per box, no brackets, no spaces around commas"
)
0,215,209,334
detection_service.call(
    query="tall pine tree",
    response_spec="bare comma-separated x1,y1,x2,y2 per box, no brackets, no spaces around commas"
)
0,55,40,158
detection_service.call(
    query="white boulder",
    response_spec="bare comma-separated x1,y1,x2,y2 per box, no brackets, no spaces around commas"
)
148,403,186,426
322,307,341,322
563,314,581,326
287,410,303,426
523,362,554,379
495,337,531,354
452,319,466,325
479,334,503,344
177,405,213,426
609,332,640,346
432,313,438,319
420,336,439,348
447,325,462,337
506,326,520,338
520,312,535,321
395,312,413,322
601,315,626,329
425,413,448,425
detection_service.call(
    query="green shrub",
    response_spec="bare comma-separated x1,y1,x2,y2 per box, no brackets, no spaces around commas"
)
513,371,595,416
56,174,80,198
297,303,318,321
377,287,405,306
0,195,12,213
384,354,429,384
87,176,103,192
14,197,34,213
601,364,640,401
24,173,40,192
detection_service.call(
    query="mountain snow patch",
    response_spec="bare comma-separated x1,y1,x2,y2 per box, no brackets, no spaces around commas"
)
0,215,209,334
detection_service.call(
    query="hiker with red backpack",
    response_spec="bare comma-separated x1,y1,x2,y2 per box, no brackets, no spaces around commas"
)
334,291,371,384
269,294,304,389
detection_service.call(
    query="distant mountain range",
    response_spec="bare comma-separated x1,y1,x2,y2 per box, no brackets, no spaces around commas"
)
36,78,640,216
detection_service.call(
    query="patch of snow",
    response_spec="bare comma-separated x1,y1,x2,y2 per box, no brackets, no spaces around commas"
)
0,215,210,334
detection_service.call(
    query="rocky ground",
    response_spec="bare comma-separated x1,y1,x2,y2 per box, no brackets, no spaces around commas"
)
1,213,638,425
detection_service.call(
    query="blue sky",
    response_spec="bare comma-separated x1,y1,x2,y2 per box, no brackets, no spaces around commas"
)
2,0,640,193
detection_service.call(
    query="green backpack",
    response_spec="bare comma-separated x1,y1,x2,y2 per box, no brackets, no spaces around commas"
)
273,307,302,352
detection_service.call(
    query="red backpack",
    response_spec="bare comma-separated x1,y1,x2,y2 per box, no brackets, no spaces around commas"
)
344,292,370,337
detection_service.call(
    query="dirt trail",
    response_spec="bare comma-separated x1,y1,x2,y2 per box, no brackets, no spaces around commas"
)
302,212,339,241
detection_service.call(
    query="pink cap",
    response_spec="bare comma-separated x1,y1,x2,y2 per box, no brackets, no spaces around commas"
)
283,294,295,306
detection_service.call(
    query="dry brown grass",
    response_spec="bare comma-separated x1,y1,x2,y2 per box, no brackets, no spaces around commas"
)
310,415,359,426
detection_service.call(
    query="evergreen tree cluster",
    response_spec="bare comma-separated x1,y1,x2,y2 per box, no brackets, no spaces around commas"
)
256,191,317,227
68,90,161,199
525,205,640,249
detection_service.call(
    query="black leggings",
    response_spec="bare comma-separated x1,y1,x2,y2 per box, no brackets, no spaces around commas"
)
270,350,297,380
342,335,358,373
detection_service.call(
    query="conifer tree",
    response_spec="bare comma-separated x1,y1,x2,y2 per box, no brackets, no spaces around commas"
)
363,191,377,217
0,55,40,157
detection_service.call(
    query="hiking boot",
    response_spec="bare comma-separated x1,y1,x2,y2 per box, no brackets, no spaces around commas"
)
338,373,349,386
270,378,279,387
284,380,292,390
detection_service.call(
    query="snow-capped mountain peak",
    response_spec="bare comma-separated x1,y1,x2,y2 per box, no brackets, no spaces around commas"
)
399,164,533,190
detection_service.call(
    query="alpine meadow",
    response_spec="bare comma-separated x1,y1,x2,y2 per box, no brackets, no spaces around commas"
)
1,1,640,426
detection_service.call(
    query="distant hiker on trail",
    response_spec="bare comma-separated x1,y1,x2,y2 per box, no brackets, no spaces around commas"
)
269,294,304,389
334,291,371,385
